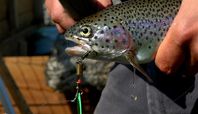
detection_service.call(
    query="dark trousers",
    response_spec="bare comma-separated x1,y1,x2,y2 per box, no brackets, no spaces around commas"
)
94,63,198,114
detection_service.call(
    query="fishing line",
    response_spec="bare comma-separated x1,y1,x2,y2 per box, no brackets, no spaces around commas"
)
131,68,138,101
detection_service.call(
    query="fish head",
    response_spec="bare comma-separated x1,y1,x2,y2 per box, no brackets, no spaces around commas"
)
65,19,134,61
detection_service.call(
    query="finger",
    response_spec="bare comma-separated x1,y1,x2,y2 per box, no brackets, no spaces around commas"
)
51,10,76,30
45,0,76,31
187,33,198,76
155,23,185,74
96,0,112,7
55,24,65,33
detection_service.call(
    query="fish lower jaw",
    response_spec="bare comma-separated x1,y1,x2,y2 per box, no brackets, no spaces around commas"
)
65,45,90,57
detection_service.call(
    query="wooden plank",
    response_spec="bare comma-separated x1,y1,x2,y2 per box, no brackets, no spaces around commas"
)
3,57,18,63
31,56,48,65
31,89,48,105
14,107,20,114
31,64,49,90
37,105,52,114
14,56,30,64
51,106,65,114
0,107,5,113
1,56,73,114
4,61,27,88
29,106,39,114
0,56,32,114
18,63,41,89
21,89,36,105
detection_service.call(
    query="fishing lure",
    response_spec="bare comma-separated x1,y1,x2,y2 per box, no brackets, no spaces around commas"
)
67,51,91,114
67,61,83,114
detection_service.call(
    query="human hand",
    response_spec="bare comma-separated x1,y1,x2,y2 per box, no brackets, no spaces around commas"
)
155,0,198,76
45,0,112,33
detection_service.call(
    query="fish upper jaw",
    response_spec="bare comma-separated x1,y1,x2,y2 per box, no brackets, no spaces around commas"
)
65,35,87,46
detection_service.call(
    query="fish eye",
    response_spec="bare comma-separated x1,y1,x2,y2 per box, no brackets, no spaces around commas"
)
80,25,92,37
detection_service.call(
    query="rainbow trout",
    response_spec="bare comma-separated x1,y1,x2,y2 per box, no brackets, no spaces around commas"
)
64,0,182,82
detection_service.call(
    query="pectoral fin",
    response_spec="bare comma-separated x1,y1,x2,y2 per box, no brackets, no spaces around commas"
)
125,52,153,83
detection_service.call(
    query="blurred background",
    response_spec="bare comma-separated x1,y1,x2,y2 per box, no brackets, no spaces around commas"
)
0,0,113,114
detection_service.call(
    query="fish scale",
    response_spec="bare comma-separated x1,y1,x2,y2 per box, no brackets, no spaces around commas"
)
65,0,182,82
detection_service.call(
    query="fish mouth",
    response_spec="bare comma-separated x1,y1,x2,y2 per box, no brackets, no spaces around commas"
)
65,45,88,56
65,35,91,57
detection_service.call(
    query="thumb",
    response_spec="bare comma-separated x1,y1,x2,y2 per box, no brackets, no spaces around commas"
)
155,22,186,74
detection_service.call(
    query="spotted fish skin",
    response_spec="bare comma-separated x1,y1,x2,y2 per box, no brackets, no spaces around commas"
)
65,0,182,64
